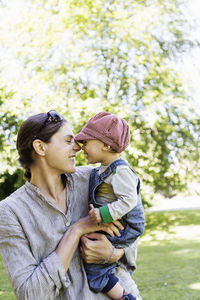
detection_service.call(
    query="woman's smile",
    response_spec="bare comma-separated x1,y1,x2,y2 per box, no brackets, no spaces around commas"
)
69,155,76,162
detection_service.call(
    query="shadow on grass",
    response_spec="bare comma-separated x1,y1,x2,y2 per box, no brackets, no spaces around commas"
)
144,210,200,235
135,239,200,299
134,210,200,299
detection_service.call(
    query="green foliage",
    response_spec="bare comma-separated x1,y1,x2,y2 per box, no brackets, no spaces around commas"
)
0,169,25,201
0,0,199,203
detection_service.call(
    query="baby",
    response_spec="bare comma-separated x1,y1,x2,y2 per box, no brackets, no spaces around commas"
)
75,112,145,300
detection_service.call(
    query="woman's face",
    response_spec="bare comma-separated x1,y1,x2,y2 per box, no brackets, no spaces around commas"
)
44,122,80,174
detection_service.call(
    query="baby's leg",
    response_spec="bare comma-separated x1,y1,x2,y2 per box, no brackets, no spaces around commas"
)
106,281,123,298
105,279,136,300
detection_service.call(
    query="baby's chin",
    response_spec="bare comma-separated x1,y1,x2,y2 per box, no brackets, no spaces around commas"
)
86,158,95,164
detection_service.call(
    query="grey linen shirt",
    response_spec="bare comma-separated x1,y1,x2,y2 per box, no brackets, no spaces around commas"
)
0,166,141,300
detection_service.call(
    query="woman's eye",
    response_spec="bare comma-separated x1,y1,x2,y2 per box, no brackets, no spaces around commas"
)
66,140,72,144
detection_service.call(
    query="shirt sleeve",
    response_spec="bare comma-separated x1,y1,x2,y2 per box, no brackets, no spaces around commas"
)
107,166,139,221
0,203,69,300
121,238,139,271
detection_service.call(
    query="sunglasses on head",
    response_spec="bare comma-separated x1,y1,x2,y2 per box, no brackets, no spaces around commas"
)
34,111,63,139
46,110,63,123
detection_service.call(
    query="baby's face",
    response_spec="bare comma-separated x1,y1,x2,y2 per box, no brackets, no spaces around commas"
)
80,139,106,164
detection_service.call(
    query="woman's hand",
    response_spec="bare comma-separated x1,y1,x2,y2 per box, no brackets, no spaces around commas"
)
73,216,124,238
56,217,124,271
80,233,124,264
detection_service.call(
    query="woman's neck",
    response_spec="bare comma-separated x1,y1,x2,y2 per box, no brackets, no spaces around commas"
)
30,166,67,213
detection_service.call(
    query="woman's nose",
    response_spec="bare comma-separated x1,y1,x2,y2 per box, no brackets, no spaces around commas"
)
73,141,81,152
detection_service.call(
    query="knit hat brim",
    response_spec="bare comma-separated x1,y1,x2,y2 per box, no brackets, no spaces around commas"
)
75,131,96,142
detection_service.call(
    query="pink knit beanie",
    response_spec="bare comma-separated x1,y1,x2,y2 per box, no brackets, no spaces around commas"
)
75,112,130,153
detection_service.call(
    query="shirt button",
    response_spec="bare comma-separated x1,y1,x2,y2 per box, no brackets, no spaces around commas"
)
65,220,70,226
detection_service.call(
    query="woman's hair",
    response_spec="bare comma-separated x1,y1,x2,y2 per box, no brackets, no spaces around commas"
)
16,112,66,180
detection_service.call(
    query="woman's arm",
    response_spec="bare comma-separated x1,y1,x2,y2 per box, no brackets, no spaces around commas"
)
0,204,65,300
56,215,122,270
0,204,121,300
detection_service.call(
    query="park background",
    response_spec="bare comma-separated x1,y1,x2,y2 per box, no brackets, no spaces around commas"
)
0,0,200,299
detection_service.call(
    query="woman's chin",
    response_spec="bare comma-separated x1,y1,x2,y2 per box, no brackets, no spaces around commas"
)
64,164,76,174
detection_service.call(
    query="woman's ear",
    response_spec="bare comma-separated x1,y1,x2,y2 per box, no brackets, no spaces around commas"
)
32,139,46,156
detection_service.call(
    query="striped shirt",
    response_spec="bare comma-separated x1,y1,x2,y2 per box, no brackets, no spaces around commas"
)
0,166,141,300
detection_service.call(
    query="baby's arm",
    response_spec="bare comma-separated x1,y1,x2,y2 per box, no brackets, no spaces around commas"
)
100,166,139,223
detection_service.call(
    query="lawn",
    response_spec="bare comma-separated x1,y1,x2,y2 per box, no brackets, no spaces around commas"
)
0,257,16,300
133,210,200,300
0,210,200,300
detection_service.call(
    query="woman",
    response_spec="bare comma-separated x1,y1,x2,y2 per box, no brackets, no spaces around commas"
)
0,111,141,300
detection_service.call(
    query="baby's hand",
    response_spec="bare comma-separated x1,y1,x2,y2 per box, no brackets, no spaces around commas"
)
89,204,102,224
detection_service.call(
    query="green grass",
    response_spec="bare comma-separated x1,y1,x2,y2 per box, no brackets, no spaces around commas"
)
133,210,200,300
0,258,16,300
0,210,200,300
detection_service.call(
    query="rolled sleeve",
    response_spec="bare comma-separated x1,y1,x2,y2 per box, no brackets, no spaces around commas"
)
0,203,70,300
122,238,139,271
43,251,70,289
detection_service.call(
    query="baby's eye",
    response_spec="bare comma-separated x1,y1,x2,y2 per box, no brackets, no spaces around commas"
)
66,140,73,144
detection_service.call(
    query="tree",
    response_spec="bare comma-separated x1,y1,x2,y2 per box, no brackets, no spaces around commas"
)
0,0,199,204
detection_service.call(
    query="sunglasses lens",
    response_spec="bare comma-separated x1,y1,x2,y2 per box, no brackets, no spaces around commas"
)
47,111,63,122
